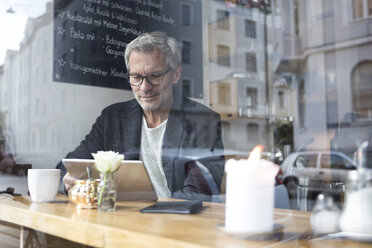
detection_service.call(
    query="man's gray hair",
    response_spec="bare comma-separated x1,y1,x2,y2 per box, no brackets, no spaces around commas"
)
124,31,181,71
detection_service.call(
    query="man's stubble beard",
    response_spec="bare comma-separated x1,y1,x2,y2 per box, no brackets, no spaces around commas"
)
134,81,174,111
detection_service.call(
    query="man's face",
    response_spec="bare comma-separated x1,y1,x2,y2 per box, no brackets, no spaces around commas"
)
128,49,180,111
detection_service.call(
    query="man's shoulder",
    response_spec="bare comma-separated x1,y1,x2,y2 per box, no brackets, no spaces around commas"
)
101,99,140,115
182,97,219,117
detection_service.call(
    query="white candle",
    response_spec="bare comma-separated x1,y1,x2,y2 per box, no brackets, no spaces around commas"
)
225,146,279,233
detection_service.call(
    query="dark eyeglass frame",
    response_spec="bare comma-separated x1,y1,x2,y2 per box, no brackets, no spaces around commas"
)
125,68,172,86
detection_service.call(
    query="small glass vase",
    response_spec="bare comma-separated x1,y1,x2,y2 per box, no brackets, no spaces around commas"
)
97,172,117,212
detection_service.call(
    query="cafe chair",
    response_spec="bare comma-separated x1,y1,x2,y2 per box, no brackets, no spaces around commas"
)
211,171,291,208
194,161,220,196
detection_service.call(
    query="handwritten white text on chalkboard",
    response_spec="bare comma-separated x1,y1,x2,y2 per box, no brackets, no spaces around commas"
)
70,60,108,76
82,4,110,18
143,0,163,9
112,12,138,25
100,20,141,36
106,46,125,58
66,11,93,24
84,0,102,4
70,27,84,40
111,67,126,78
111,2,133,13
106,35,126,49
69,27,96,41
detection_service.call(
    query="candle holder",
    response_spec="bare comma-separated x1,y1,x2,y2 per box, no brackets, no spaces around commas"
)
68,179,100,208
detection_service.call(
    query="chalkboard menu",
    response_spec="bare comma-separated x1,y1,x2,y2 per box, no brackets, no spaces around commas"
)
53,0,203,96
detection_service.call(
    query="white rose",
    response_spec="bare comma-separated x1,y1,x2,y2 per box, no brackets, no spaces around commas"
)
92,151,125,173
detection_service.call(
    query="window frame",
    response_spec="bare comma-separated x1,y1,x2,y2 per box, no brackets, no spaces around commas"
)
181,3,193,26
348,0,372,21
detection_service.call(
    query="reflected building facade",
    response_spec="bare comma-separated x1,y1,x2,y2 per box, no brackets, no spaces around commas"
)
1,2,132,168
207,0,295,152
0,0,371,169
279,0,372,158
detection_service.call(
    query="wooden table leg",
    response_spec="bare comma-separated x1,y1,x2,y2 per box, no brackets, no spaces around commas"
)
19,226,24,248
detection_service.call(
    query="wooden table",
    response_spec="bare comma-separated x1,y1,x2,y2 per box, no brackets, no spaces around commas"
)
0,195,370,248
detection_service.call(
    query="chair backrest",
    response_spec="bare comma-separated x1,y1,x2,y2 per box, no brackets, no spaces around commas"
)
215,180,291,209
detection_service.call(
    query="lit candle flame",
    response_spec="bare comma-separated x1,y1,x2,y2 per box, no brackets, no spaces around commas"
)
247,145,264,164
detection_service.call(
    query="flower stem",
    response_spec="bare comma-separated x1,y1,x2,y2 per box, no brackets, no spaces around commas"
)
98,172,107,205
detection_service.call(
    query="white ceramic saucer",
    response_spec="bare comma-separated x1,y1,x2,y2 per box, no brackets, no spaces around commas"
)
216,223,285,241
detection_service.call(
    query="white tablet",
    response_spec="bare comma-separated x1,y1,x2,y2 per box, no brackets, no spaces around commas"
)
62,159,157,201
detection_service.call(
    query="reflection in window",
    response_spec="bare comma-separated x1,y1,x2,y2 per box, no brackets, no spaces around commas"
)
278,91,284,108
43,70,47,84
90,29,97,54
295,154,318,169
32,132,36,148
329,154,356,170
42,102,47,116
298,79,305,128
245,20,256,38
40,129,46,147
222,122,230,144
35,98,39,117
352,0,364,19
311,0,334,20
62,20,67,40
61,53,67,76
216,9,229,30
351,61,372,118
246,88,257,108
181,4,191,26
35,67,40,86
44,40,48,53
218,83,231,106
182,79,191,97
18,109,22,125
320,154,332,169
217,45,230,67
247,123,259,143
351,0,372,19
245,52,257,73
182,41,190,64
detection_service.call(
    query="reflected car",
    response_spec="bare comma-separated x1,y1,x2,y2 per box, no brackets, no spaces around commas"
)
169,148,279,199
279,151,357,198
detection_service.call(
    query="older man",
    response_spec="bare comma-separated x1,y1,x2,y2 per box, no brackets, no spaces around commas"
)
57,31,224,200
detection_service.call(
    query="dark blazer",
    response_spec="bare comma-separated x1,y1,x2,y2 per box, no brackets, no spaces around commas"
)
56,94,224,200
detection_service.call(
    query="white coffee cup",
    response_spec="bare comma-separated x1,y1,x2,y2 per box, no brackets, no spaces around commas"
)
28,169,60,202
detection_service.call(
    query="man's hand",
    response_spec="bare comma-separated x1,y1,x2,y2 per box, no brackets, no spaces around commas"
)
63,172,78,192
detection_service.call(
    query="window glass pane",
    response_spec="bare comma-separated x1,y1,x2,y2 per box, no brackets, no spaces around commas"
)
352,0,364,19
247,123,259,143
351,61,372,117
216,9,229,30
218,83,231,105
217,45,230,66
182,41,191,64
182,79,191,97
182,4,191,26
1,0,372,219
245,52,257,72
294,155,318,169
320,154,332,169
329,154,356,170
246,88,257,108
245,20,256,38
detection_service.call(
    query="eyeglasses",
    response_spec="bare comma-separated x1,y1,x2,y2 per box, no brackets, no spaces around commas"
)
125,68,172,86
